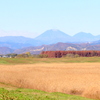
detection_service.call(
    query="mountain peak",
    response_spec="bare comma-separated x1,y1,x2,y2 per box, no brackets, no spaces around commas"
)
51,29,59,31
45,29,65,34
73,32,94,37
72,32,95,42
35,29,70,37
34,29,71,44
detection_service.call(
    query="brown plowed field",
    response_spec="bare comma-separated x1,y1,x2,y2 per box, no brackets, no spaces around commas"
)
0,63,100,99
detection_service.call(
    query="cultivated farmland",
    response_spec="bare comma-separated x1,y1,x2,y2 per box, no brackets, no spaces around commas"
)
0,63,100,99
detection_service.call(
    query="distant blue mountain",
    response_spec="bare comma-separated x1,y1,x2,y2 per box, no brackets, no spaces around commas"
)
72,32,95,42
0,30,100,50
34,30,100,43
73,32,94,38
0,36,36,44
0,42,32,49
0,36,42,48
34,29,71,44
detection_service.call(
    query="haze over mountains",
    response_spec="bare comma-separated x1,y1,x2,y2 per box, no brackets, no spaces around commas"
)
35,30,100,43
0,29,100,54
0,29,100,47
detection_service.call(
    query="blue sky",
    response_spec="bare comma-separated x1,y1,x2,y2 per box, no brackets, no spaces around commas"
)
0,0,100,38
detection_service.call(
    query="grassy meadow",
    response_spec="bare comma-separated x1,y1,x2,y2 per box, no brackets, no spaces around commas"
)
0,87,94,100
0,56,100,64
0,57,100,99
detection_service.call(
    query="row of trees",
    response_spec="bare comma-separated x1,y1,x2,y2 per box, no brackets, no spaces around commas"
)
41,51,100,58
4,51,100,58
4,52,48,58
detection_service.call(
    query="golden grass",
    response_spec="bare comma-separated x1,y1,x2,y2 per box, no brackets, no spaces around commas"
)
0,63,100,99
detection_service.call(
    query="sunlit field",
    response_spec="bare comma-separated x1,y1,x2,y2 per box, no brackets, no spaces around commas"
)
0,62,100,99
1,57,100,64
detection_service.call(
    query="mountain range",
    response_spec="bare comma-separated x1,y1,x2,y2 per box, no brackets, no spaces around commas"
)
0,29,100,54
1,42,100,54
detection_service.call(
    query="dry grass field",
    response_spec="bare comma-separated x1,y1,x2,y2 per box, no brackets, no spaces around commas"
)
0,63,100,99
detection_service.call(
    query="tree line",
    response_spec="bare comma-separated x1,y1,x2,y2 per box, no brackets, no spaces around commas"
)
41,51,100,58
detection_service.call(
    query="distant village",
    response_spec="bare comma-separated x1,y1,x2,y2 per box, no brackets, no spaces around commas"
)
0,52,44,58
0,54,18,58
0,52,31,58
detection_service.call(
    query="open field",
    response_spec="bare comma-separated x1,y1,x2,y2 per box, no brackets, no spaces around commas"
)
0,63,100,99
1,57,100,64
